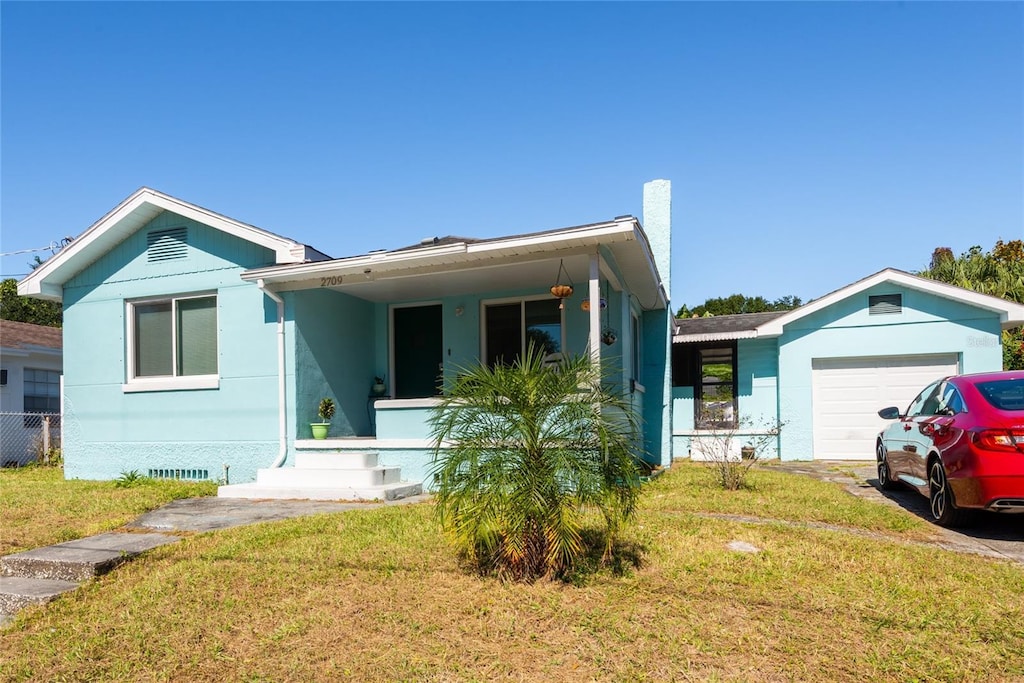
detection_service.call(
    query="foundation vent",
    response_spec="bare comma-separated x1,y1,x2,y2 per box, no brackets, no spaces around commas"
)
147,227,189,262
148,468,209,481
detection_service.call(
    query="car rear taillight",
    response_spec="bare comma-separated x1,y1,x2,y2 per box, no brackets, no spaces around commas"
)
971,429,1024,453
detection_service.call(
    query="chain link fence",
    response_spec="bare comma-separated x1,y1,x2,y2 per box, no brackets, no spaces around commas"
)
0,412,62,467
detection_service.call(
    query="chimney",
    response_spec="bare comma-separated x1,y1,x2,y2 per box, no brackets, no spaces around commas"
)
642,179,672,299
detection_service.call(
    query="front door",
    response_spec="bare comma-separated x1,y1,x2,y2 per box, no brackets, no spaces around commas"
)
393,304,443,398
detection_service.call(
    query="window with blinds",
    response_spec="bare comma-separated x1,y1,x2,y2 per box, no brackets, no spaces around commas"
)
130,294,218,380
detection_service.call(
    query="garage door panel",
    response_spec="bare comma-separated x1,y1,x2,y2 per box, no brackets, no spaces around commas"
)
811,354,958,460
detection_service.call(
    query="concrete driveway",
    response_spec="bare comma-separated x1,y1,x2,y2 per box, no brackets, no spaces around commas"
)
766,460,1024,565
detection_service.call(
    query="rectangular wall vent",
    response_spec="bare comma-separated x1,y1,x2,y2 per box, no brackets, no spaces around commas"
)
147,227,189,262
148,468,209,481
869,293,902,315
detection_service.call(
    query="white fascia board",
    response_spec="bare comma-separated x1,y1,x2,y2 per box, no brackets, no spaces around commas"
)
756,268,1024,337
18,188,309,301
241,243,471,283
465,220,635,256
143,190,306,264
672,331,760,344
242,220,643,285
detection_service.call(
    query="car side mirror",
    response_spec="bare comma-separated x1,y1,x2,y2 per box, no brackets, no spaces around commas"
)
877,406,901,420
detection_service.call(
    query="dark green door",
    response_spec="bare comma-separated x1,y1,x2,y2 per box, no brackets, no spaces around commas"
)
393,304,443,398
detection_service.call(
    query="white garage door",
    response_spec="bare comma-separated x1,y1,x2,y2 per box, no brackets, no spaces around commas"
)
811,354,960,460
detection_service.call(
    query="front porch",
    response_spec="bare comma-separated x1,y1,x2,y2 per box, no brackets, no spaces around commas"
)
217,185,672,500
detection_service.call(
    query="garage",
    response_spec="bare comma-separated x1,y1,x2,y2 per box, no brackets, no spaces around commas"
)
810,353,960,460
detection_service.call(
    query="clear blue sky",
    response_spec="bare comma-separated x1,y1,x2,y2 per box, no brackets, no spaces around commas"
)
2,2,1021,310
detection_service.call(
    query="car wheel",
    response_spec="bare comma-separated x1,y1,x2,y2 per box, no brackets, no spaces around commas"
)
927,459,968,527
876,441,898,491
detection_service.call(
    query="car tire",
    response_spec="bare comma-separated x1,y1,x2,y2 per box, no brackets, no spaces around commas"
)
876,441,899,491
927,459,968,528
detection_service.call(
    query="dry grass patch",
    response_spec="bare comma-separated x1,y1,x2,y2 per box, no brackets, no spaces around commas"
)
0,467,216,553
2,467,1023,682
646,461,935,539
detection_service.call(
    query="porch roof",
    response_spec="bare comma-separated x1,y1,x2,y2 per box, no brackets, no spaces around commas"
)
241,217,668,308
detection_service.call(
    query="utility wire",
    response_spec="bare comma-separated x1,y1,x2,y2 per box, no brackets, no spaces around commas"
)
0,237,75,258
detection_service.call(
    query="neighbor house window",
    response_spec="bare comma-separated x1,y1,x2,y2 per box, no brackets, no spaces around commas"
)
128,294,218,384
483,297,563,368
24,368,60,427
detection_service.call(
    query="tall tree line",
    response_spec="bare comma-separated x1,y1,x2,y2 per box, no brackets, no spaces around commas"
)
918,240,1023,370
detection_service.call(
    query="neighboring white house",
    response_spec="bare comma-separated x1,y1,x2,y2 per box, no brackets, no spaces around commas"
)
0,320,63,466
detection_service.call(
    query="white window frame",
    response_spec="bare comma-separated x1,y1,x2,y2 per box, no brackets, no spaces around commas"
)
631,310,645,393
123,292,219,393
480,294,567,366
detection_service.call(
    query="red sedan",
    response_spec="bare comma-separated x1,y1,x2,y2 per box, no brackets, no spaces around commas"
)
876,371,1024,526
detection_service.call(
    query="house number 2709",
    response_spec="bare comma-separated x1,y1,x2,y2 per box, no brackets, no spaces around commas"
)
320,276,343,286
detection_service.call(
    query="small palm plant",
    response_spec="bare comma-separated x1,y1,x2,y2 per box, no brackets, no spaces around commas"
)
317,397,336,423
429,345,643,582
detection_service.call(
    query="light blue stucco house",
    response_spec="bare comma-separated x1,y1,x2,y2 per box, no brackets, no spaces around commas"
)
18,181,674,499
672,269,1024,462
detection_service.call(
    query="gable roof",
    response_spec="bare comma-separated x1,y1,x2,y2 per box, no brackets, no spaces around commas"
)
672,311,787,343
0,320,62,352
673,268,1024,344
757,268,1024,336
18,187,329,302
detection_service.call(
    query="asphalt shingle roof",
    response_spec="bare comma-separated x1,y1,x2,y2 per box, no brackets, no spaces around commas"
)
0,320,63,350
673,311,788,339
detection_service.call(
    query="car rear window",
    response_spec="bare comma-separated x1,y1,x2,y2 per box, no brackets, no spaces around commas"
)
975,378,1024,411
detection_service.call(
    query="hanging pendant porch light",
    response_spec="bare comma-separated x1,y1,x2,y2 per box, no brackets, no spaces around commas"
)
549,259,574,309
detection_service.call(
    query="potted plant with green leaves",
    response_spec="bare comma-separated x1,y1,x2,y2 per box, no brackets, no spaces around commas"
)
371,376,387,396
311,397,336,440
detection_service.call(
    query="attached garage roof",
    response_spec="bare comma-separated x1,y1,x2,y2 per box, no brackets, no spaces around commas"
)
674,268,1024,343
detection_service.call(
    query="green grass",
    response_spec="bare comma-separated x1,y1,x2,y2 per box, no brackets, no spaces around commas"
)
0,467,217,554
1,463,1022,682
644,462,934,538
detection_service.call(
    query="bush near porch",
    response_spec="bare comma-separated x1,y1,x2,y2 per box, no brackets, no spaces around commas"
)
2,464,1022,681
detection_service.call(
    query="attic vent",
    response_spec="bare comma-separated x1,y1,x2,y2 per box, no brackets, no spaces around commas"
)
869,293,902,315
148,468,209,481
147,227,188,262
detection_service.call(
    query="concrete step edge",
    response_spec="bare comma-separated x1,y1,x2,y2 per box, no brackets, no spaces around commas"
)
0,576,79,613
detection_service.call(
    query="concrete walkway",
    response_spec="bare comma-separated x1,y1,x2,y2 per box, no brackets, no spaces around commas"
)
762,460,1024,565
0,494,430,626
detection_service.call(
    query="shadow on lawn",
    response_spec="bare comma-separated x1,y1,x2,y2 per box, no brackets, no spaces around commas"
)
869,477,1024,543
564,528,647,585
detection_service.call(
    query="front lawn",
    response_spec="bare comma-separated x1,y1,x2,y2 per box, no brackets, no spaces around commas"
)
0,467,217,554
1,463,1021,681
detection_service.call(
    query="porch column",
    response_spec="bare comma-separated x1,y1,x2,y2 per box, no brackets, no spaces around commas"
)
589,252,601,364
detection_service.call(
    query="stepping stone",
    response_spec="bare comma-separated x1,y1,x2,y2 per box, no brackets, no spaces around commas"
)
0,576,78,614
1,532,179,582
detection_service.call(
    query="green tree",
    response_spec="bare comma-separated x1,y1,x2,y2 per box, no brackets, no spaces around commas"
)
428,346,643,582
0,279,62,327
676,293,802,318
918,240,1024,370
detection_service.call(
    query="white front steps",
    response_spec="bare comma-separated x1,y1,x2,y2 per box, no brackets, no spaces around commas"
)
218,449,422,502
